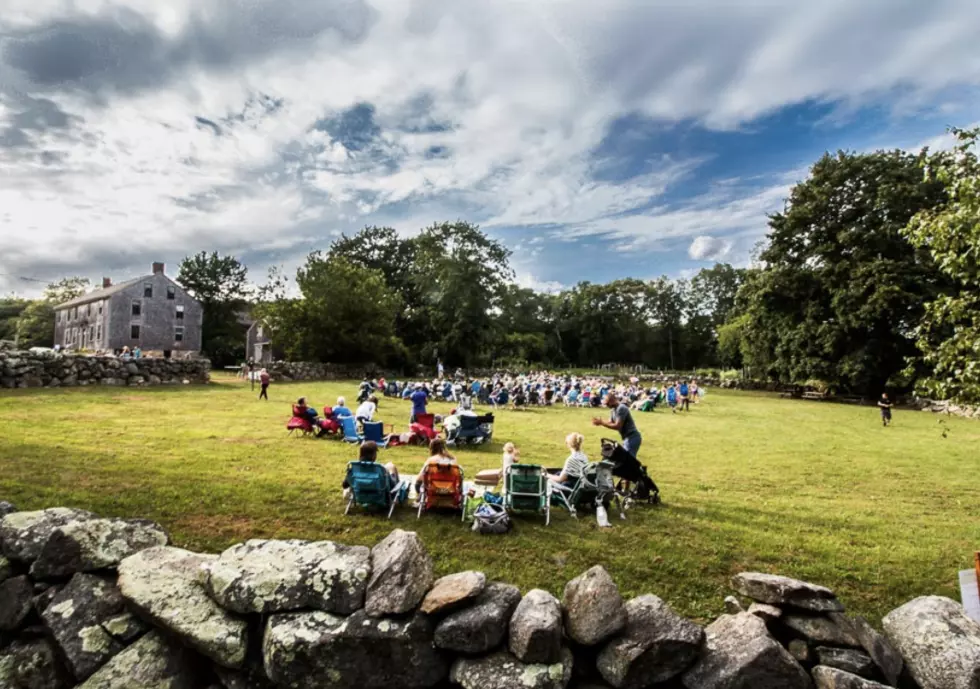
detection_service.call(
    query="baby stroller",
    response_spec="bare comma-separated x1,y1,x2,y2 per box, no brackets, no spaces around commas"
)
344,461,407,519
600,438,661,507
417,461,464,519
551,461,622,519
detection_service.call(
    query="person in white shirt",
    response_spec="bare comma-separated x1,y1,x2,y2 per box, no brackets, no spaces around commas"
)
550,433,588,487
355,396,378,424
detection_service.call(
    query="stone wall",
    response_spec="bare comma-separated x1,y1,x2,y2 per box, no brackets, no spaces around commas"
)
0,350,210,389
2,503,977,689
267,361,387,381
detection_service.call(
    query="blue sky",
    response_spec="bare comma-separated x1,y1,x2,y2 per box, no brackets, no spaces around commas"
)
1,0,978,296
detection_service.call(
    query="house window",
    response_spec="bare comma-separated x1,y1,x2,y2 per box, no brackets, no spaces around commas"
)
63,328,69,346
131,300,141,317
175,326,184,342
70,307,75,320
257,325,263,338
89,327,95,341
144,282,153,298
167,286,176,300
131,324,140,339
96,324,102,341
175,305,185,321
98,301,103,316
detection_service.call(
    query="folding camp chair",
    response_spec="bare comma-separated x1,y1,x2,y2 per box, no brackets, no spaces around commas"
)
505,464,550,525
344,461,406,518
449,415,491,446
551,461,622,519
416,461,464,519
340,416,363,444
361,421,392,448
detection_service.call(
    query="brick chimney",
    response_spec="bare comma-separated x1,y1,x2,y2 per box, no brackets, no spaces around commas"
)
152,262,165,275
102,277,112,288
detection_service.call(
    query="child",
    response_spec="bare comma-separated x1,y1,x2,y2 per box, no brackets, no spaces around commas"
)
667,384,678,413
502,442,519,474
878,392,893,427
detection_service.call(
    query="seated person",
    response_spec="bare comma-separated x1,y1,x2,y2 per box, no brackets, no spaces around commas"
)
549,433,588,488
342,441,400,491
355,396,378,424
293,397,318,423
333,396,353,418
415,438,458,492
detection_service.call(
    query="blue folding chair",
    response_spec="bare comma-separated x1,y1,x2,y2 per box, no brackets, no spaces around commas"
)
340,416,363,444
362,421,390,448
344,461,405,518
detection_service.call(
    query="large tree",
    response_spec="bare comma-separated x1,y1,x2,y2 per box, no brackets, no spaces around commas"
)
739,149,949,393
14,277,91,348
177,252,250,366
903,128,980,403
271,253,402,364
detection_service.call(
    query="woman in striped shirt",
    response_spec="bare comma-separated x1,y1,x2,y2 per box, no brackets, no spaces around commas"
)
550,432,589,487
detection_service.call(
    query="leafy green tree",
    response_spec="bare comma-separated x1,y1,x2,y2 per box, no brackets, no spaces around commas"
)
43,277,90,304
177,252,250,366
903,128,980,403
15,301,55,348
0,298,30,341
411,221,512,367
278,253,402,363
740,149,949,394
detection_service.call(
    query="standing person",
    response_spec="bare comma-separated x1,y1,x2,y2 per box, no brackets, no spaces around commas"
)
437,359,445,379
410,383,428,423
258,368,270,400
591,392,643,458
356,396,378,424
679,380,691,412
878,392,893,427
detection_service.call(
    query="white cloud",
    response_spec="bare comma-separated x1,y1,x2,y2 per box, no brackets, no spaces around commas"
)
688,236,734,261
1,0,979,294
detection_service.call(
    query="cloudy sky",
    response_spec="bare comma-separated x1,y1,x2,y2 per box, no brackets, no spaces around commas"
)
2,0,979,296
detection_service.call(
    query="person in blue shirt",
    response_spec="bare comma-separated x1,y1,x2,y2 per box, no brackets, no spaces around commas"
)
666,385,678,413
410,384,429,422
333,396,353,418
471,380,481,397
679,380,690,411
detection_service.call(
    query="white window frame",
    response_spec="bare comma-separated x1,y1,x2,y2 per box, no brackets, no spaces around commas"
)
175,326,185,343
131,299,142,318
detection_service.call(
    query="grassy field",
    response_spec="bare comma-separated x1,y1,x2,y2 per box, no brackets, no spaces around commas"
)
1,375,977,624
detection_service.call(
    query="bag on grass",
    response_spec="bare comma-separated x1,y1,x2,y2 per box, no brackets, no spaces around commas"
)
472,503,510,534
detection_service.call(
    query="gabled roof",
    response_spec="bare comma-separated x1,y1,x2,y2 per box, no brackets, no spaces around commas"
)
54,276,146,310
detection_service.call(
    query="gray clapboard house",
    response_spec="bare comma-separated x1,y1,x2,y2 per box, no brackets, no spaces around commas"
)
53,263,203,356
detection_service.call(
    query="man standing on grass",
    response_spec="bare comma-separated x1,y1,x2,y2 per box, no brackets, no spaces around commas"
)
592,392,643,458
410,383,428,423
878,392,893,427
679,380,690,412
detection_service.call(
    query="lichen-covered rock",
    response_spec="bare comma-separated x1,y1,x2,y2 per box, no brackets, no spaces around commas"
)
34,582,64,615
782,615,861,648
117,546,247,668
0,555,10,584
788,639,813,665
263,609,448,689
41,573,127,681
811,665,891,689
213,662,277,689
562,566,627,646
597,594,704,688
0,638,66,689
450,648,574,689
731,573,843,613
0,575,33,631
100,611,149,643
364,530,433,617
31,518,169,580
434,582,522,654
724,596,744,614
748,603,782,623
814,647,874,679
420,571,486,616
0,502,16,518
200,539,371,615
0,508,96,564
78,631,200,689
509,589,563,664
848,615,903,686
882,596,980,689
682,613,812,689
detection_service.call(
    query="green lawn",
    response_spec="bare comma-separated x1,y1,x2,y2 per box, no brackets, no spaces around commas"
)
1,376,977,624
